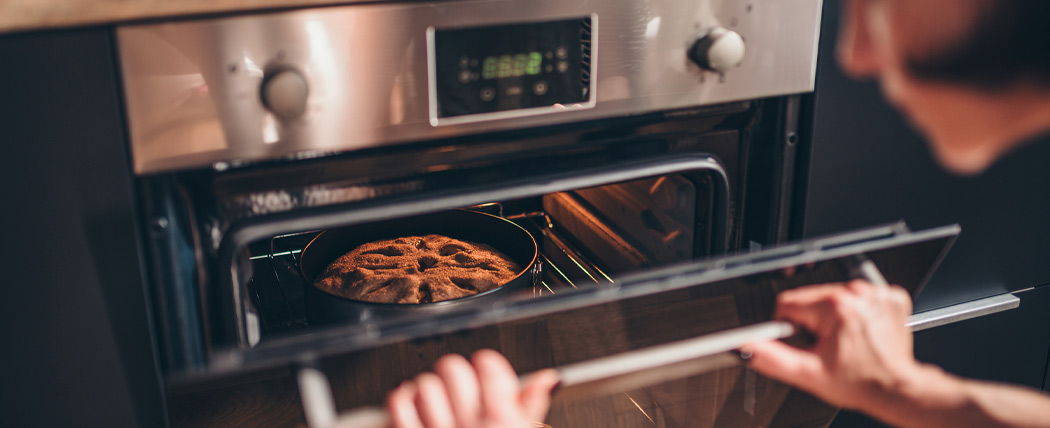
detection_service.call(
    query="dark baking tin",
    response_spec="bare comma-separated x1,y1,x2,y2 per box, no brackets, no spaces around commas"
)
299,209,539,325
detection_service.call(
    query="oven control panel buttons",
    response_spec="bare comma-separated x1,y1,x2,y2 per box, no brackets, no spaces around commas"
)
261,69,309,120
688,27,746,73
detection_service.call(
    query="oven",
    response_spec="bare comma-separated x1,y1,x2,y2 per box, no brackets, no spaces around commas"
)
109,1,960,427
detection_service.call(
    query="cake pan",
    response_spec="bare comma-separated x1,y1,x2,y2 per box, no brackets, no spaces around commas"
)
299,209,538,325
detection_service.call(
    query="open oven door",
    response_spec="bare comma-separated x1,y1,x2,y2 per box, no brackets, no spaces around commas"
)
277,222,1017,428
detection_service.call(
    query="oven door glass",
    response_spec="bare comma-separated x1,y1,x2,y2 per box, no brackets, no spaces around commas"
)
230,223,957,428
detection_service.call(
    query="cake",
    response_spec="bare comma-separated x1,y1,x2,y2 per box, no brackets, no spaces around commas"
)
313,234,522,304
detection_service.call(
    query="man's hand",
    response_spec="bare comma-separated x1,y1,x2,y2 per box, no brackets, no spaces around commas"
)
745,279,923,411
386,349,560,428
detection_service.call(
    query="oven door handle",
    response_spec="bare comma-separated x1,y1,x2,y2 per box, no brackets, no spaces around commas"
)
296,295,1024,428
907,292,1020,332
296,320,798,428
545,320,797,400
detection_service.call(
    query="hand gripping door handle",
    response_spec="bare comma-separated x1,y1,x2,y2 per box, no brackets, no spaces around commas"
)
295,321,797,428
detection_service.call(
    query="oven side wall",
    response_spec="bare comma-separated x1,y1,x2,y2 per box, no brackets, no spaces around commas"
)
0,28,166,427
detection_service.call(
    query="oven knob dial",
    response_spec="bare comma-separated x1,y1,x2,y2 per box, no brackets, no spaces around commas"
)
689,27,746,73
261,69,309,120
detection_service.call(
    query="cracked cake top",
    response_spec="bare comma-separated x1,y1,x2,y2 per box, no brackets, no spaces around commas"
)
313,234,521,304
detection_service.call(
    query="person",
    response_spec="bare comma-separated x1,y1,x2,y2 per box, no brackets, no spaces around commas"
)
386,1,1050,426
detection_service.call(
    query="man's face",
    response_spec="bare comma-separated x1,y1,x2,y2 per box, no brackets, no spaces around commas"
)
836,0,1010,173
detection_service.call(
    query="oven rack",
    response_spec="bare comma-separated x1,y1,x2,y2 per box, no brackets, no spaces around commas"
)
246,208,614,340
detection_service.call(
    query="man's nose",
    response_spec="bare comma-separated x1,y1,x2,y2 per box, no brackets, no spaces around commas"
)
837,0,881,78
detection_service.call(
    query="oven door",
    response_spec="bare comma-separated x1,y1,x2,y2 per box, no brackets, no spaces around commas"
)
271,223,960,428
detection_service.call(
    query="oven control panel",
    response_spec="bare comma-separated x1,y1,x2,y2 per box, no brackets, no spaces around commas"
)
430,17,595,125
117,0,822,174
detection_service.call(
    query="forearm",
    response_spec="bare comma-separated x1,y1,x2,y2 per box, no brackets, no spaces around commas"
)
866,364,1050,428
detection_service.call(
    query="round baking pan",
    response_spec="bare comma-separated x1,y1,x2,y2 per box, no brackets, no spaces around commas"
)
299,209,538,325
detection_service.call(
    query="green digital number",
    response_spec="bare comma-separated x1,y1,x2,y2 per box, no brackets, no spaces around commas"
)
498,55,513,78
482,52,546,79
513,54,528,76
526,52,542,75
482,57,498,80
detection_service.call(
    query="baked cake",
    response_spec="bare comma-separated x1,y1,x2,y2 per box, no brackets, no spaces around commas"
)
313,234,522,304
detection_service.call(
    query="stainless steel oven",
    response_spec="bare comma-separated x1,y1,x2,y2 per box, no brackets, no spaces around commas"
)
108,1,996,427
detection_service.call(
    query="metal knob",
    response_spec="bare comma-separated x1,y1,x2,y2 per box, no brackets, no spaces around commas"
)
689,27,746,73
261,69,309,120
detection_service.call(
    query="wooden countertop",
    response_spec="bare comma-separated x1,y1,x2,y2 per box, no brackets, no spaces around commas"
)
0,0,367,34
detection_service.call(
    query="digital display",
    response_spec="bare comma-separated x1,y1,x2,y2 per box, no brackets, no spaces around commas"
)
432,17,592,120
481,52,543,79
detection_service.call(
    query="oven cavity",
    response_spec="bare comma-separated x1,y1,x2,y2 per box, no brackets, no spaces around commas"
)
245,170,721,343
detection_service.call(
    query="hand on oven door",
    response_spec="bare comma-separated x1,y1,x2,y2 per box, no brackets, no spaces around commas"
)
386,349,559,428
742,279,923,411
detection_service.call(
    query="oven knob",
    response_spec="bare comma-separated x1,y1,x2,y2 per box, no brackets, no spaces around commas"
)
689,27,746,73
261,69,309,120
